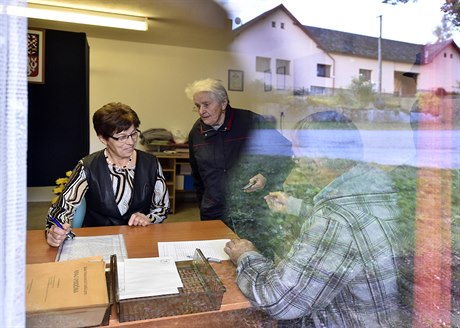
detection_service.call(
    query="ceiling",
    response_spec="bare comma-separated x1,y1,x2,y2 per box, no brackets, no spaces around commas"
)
27,0,234,50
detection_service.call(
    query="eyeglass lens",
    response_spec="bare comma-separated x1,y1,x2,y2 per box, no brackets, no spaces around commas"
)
114,130,139,142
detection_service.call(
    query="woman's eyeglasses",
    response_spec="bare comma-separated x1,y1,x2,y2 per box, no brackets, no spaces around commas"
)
109,129,140,142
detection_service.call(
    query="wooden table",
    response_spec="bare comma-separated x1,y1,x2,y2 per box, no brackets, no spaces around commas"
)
26,220,275,327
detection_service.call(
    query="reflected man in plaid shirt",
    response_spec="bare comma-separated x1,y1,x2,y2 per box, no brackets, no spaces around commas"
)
225,111,401,327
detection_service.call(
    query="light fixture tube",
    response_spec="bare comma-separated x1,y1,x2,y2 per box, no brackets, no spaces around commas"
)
6,3,148,31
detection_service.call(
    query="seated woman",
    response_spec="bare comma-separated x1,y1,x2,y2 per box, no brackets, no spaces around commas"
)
46,102,170,247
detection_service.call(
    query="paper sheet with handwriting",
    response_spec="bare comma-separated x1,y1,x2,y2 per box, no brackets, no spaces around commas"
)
56,234,128,263
158,239,231,261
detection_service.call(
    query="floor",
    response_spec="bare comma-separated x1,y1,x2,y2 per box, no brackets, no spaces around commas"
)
27,201,200,230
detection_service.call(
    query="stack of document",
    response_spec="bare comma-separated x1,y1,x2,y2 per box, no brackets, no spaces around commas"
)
118,257,183,300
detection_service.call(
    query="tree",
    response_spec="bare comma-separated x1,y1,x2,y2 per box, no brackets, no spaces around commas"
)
441,0,460,27
433,14,453,41
348,75,376,108
382,0,460,28
382,0,410,3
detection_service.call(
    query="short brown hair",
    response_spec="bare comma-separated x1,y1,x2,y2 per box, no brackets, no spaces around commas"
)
93,102,140,138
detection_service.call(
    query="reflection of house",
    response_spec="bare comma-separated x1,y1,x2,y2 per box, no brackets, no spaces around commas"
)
418,39,460,94
231,4,460,96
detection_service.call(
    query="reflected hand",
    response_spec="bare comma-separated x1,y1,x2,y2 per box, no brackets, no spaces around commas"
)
224,239,257,265
46,223,71,247
264,191,288,213
128,212,151,227
243,173,266,193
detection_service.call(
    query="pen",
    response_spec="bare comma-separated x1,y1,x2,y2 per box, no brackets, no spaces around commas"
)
50,216,76,239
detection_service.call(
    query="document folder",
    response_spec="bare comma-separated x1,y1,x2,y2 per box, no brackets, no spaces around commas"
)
26,256,114,328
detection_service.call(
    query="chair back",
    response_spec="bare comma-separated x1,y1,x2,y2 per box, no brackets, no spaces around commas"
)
72,198,86,228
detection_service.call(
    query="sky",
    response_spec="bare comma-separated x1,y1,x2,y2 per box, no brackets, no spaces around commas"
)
217,0,460,45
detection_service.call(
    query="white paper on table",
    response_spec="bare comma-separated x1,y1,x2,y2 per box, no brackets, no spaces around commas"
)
55,234,128,263
157,239,231,262
118,257,183,300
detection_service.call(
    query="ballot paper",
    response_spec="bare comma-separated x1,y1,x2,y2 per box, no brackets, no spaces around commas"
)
158,239,231,262
117,257,183,300
56,234,128,263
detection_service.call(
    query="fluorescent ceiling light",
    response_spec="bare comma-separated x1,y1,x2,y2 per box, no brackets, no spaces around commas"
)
6,3,148,31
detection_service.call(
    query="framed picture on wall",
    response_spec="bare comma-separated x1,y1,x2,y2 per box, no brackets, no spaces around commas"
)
228,69,244,91
27,29,45,84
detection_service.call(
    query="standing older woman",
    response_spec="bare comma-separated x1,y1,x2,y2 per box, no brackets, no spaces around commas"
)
46,102,170,247
185,78,293,238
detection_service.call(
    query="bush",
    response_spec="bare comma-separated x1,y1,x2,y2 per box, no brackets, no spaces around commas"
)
412,92,442,116
349,75,376,108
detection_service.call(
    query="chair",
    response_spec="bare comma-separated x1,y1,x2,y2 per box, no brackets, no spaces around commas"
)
72,197,86,228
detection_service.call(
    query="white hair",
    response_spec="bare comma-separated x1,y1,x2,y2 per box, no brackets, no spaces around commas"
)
185,78,229,104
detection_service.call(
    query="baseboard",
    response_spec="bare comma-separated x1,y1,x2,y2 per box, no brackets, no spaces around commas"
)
28,186,54,202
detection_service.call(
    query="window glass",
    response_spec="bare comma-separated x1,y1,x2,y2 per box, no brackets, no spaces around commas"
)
359,69,372,81
256,56,271,73
317,64,331,77
276,59,290,75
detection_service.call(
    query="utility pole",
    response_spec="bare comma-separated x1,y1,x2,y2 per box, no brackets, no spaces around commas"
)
378,15,382,95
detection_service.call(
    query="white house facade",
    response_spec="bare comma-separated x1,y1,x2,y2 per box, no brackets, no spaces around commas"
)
418,40,460,93
230,4,460,96
230,8,332,93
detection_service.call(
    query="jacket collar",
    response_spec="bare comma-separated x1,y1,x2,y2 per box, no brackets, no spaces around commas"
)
199,105,234,135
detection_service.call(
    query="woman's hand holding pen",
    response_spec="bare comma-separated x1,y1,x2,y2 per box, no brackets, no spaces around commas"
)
47,222,72,247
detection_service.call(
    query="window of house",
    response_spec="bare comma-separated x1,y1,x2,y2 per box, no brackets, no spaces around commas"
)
293,87,308,96
271,21,276,28
451,54,453,58
310,86,326,95
256,56,271,73
277,73,286,90
280,22,285,29
359,69,372,81
444,53,447,58
317,64,331,77
276,59,290,75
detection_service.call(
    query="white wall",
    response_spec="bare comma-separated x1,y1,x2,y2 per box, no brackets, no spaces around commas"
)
86,37,272,153
418,44,460,93
30,27,298,200
231,9,333,93
28,36,260,200
332,54,417,93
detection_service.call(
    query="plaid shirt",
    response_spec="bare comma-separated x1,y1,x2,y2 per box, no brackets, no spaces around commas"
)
235,164,401,327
